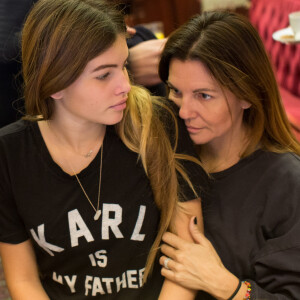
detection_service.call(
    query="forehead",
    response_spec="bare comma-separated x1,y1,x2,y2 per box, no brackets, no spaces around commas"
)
169,59,217,87
84,34,129,71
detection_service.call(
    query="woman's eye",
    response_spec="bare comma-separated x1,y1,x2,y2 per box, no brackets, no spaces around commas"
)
97,72,110,80
196,93,211,100
169,88,181,97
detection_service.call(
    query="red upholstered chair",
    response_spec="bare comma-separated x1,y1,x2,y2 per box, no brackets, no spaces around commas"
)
249,0,300,140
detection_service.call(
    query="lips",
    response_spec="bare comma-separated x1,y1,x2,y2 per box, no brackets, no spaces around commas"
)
110,98,128,110
185,124,202,133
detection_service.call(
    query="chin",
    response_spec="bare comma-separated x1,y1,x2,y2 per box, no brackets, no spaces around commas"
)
190,134,211,146
105,112,124,125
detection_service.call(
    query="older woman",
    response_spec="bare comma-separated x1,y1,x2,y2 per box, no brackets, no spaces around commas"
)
159,11,300,300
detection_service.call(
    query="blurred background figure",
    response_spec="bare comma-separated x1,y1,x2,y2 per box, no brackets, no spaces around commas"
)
127,26,167,96
0,0,37,128
0,3,36,298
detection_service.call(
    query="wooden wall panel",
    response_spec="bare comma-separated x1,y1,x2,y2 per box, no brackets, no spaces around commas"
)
173,0,201,25
129,0,200,36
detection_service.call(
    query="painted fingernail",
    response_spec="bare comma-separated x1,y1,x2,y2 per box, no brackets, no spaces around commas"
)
194,217,197,225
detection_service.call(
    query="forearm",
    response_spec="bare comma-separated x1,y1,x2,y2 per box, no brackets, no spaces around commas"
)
0,241,49,300
158,200,201,300
7,278,50,300
158,279,196,300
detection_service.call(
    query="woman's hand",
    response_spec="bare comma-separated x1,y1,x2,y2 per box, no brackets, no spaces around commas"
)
159,217,240,299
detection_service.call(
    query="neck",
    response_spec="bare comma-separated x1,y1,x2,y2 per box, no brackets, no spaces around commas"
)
199,126,249,173
45,117,106,155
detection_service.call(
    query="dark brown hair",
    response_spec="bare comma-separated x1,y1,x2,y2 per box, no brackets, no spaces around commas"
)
159,11,300,155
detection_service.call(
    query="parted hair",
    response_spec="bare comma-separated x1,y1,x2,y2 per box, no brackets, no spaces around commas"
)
159,11,300,156
22,0,198,281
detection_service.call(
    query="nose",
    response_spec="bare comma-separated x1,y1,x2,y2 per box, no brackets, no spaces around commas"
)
178,97,197,121
116,69,131,96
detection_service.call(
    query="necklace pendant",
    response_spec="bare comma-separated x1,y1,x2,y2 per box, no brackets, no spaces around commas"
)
85,150,93,158
94,210,101,220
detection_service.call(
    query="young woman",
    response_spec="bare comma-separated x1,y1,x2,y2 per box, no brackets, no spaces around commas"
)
158,11,300,300
0,1,207,299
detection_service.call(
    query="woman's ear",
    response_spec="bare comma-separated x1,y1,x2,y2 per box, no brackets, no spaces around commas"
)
240,100,251,110
51,91,64,100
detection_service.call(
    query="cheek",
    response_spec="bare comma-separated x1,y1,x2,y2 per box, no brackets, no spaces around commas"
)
206,106,233,131
198,104,227,122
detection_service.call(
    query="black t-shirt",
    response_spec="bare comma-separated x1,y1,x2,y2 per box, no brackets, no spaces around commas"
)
0,115,207,299
197,150,300,299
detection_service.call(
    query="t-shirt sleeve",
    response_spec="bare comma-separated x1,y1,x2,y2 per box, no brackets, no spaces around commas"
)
245,238,300,299
0,137,29,244
245,158,300,299
245,248,300,299
158,100,209,201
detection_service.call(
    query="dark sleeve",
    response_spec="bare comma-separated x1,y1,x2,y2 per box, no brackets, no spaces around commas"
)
246,157,300,299
246,244,300,299
158,100,209,201
126,25,157,49
0,132,29,244
246,248,300,299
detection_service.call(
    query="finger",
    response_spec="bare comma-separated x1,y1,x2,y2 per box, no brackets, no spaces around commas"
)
161,265,176,282
189,217,210,246
162,232,189,250
159,255,177,271
160,243,177,259
126,26,136,35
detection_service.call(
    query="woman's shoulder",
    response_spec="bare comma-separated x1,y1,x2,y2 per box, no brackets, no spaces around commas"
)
0,119,37,153
0,119,31,134
251,152,300,206
212,150,300,187
259,151,300,176
0,119,31,139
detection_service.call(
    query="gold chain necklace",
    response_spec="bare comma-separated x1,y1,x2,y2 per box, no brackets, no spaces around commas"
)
47,122,100,159
46,121,104,220
70,145,103,220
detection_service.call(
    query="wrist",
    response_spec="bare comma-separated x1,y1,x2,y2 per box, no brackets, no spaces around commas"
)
210,274,250,300
227,279,242,300
206,269,241,300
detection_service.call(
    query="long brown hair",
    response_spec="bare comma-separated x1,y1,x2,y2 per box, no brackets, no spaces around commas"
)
159,11,300,156
22,0,127,119
22,0,198,281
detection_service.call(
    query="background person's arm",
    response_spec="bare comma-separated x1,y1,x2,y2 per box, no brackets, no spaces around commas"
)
129,38,167,86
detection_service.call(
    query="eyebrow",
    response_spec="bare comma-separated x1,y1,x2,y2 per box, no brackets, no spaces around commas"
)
92,64,117,72
92,54,129,73
167,80,217,93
